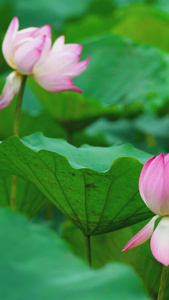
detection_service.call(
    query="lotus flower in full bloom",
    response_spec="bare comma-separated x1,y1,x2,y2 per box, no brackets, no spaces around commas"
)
123,153,169,266
0,16,90,109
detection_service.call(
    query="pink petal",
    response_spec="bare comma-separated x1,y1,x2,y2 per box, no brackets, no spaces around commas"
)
65,58,90,78
164,153,169,164
141,153,165,215
2,17,19,68
151,217,169,266
34,52,81,76
14,36,46,74
15,27,38,40
14,25,51,70
71,86,82,93
63,44,82,54
16,24,51,42
0,72,22,109
139,156,156,204
51,36,65,53
52,38,82,55
122,215,159,251
161,159,169,215
12,28,39,56
35,25,51,40
33,26,52,68
33,73,82,92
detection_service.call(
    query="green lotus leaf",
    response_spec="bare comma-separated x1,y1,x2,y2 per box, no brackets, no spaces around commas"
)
0,133,154,234
0,174,47,217
29,34,169,132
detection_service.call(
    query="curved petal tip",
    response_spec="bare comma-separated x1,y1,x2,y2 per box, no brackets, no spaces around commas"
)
2,17,19,66
122,215,158,252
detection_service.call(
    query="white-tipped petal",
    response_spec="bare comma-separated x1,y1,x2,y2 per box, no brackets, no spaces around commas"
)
2,17,19,68
63,43,82,54
15,27,38,41
0,72,22,109
34,52,80,76
33,25,51,66
33,73,82,93
14,36,46,74
151,217,169,266
65,58,90,78
51,36,65,53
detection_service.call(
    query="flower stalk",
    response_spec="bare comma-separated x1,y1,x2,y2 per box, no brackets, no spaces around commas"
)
157,265,168,300
85,235,92,267
13,75,27,137
10,75,27,209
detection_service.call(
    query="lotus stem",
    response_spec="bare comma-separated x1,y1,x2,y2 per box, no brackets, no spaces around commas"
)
13,75,27,137
85,235,92,267
10,75,27,209
157,265,168,300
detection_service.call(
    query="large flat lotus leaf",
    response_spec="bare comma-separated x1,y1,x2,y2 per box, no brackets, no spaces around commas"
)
0,208,151,300
0,174,47,217
1,0,95,31
73,117,166,155
111,0,169,18
112,5,169,52
111,0,145,6
74,34,169,110
65,3,169,47
73,118,136,147
134,113,169,139
153,0,169,14
133,113,169,154
0,132,153,235
65,12,114,43
28,77,121,132
29,35,169,130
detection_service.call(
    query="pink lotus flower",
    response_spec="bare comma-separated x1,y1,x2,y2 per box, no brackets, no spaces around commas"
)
0,17,90,109
122,153,169,266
